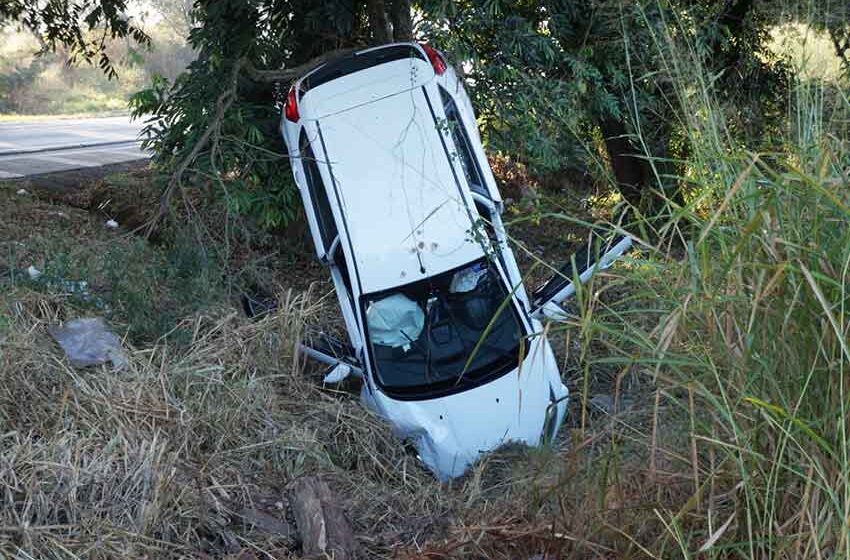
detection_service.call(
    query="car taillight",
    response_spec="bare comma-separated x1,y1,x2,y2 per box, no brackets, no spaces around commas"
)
284,86,299,122
420,43,446,76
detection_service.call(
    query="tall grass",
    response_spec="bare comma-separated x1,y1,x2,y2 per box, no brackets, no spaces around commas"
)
556,8,850,557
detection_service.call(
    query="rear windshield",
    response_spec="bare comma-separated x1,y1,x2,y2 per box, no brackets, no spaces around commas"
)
301,45,425,93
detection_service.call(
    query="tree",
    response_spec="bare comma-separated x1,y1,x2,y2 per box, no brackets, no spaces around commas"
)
132,0,846,228
0,0,149,77
416,0,795,211
131,0,413,229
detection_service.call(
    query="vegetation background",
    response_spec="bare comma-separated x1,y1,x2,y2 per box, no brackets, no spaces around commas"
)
0,1,194,115
0,1,849,559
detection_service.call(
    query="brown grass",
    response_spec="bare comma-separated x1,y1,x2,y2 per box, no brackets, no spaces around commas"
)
0,180,706,559
0,286,691,559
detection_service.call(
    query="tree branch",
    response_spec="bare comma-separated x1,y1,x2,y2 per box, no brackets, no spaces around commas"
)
146,56,245,236
245,48,357,84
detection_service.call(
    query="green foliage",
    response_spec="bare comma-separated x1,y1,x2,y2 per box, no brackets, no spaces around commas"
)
419,0,617,169
0,0,149,77
417,0,796,194
130,63,298,228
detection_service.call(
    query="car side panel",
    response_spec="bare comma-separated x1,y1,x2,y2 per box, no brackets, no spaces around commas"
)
285,122,333,262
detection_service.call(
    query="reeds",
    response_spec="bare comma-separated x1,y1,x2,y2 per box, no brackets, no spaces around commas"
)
542,7,850,557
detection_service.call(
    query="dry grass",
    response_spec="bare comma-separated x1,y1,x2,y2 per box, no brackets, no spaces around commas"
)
3,168,846,558
5,131,846,559
0,279,607,559
0,183,664,559
1,288,306,557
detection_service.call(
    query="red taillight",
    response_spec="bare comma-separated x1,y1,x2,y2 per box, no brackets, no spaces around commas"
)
420,43,447,76
284,86,299,122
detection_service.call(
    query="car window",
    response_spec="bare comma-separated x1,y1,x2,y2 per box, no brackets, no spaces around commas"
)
439,87,486,196
299,129,338,252
302,44,425,92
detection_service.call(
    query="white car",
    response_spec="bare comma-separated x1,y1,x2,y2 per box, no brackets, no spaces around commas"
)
280,42,631,479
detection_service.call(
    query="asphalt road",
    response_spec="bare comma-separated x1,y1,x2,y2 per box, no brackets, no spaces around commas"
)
0,116,147,179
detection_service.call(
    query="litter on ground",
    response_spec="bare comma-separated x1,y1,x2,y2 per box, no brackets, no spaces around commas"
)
48,317,128,369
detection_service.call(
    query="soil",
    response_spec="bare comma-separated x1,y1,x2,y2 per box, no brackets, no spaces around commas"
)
8,160,150,198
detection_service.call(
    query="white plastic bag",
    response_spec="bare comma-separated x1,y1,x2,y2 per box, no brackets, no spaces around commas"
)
449,264,487,293
48,318,128,369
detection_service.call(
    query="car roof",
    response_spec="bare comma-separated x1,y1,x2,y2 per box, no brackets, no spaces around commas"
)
313,83,485,294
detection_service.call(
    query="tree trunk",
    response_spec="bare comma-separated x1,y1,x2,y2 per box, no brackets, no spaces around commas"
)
389,0,413,41
366,0,392,44
600,117,646,207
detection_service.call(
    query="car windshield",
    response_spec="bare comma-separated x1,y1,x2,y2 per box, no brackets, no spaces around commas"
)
363,259,524,395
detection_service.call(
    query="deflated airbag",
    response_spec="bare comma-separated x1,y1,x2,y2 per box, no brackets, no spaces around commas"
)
366,293,424,348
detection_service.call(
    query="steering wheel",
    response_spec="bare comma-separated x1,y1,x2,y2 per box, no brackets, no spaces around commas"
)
457,293,494,330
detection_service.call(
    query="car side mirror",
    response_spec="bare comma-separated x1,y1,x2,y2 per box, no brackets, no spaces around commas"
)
322,363,353,384
530,234,633,319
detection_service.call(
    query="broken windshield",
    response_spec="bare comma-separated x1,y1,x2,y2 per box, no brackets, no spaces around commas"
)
363,259,525,396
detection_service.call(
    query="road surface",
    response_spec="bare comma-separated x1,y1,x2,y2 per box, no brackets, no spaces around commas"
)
0,116,147,179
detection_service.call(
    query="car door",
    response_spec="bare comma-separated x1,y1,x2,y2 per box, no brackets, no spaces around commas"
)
529,233,633,320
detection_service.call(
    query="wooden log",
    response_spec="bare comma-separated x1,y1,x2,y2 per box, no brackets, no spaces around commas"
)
291,477,356,559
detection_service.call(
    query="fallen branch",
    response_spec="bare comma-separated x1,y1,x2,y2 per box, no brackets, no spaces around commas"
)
291,477,356,559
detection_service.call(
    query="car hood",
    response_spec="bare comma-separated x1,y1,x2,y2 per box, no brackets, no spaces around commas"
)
364,335,566,480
